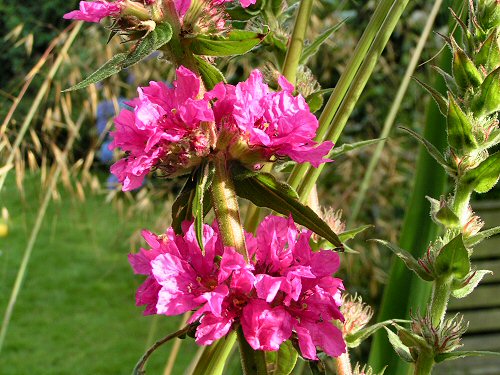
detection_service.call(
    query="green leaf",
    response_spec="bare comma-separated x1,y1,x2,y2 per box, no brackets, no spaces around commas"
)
392,323,430,350
63,53,128,92
435,235,471,279
300,21,345,64
413,76,448,116
435,350,500,363
192,163,213,253
233,168,343,249
426,197,460,228
476,30,500,72
338,225,372,242
194,56,226,90
346,320,400,348
189,30,267,56
452,41,483,89
64,23,173,91
452,270,493,298
471,66,500,117
329,138,385,159
462,151,500,193
122,23,173,68
465,225,500,247
399,127,453,175
384,328,414,363
265,340,298,375
305,89,333,113
373,240,434,281
172,174,198,234
447,94,478,152
432,65,459,93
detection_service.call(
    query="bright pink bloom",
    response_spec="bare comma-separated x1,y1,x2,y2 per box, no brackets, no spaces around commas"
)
240,215,345,359
130,215,345,359
207,70,333,167
109,66,215,191
63,1,122,22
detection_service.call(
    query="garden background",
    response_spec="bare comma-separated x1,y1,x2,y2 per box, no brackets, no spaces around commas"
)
1,0,499,374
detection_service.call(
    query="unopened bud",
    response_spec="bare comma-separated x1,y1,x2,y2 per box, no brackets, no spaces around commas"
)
340,293,373,336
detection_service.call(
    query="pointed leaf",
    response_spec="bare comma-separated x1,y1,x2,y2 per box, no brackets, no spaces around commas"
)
233,169,343,249
465,225,500,247
373,240,434,281
432,65,459,92
463,151,500,193
476,30,500,71
329,138,385,159
399,127,453,174
471,67,500,117
193,163,213,253
64,22,173,91
194,56,226,90
338,225,372,242
452,42,483,89
447,94,478,152
265,340,298,375
300,21,345,64
123,23,173,68
346,320,397,348
384,328,414,363
452,270,493,298
435,350,500,363
435,235,471,279
413,76,448,116
63,53,128,92
392,323,430,350
189,29,267,56
426,196,460,227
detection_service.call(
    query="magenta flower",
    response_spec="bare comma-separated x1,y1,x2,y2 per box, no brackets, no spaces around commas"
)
130,215,345,359
207,70,333,167
63,1,122,22
109,66,215,191
240,215,345,359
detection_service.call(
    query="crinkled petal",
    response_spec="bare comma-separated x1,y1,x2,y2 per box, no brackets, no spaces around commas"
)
195,314,233,346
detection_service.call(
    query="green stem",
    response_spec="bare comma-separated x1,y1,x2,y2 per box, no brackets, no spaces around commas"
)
281,0,314,85
334,352,353,375
413,350,435,375
288,0,400,190
190,333,237,375
430,276,453,327
348,0,444,225
452,184,472,224
295,0,411,200
211,153,248,260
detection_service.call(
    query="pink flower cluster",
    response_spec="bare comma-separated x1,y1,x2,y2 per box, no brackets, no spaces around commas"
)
110,66,332,191
109,67,215,190
129,215,345,359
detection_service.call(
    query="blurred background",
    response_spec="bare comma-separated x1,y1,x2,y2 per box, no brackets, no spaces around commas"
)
1,0,499,374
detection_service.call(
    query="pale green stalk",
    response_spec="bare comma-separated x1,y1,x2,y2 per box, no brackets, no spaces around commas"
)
287,0,401,190
0,22,82,193
295,0,411,201
0,112,84,353
348,0,444,225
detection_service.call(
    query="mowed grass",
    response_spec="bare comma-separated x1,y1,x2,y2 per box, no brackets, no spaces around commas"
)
0,174,198,374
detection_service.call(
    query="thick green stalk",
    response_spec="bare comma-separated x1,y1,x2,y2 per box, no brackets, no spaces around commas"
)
191,333,237,375
288,0,400,190
211,153,248,260
295,0,411,201
430,276,453,327
413,350,435,375
281,0,314,84
348,0,444,224
237,327,268,375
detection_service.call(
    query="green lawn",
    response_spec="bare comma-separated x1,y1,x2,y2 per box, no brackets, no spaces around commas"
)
0,174,198,374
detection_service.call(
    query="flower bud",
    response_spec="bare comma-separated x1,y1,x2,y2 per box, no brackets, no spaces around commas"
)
340,293,373,337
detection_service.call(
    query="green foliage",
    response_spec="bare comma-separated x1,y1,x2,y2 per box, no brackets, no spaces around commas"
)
264,340,298,375
188,30,267,56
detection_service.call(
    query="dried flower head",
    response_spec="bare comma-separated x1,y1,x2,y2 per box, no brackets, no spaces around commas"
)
340,293,374,336
411,312,468,354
